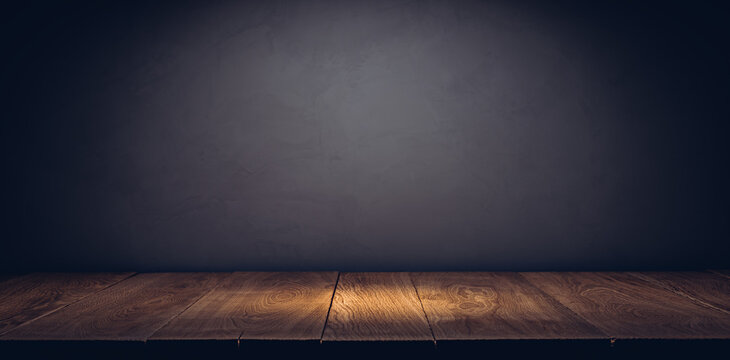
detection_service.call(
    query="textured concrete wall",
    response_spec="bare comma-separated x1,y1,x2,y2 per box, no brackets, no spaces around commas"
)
3,0,728,271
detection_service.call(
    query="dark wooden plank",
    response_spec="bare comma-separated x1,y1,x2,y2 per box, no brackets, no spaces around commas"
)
151,272,338,340
522,272,730,339
2,273,227,341
412,272,607,340
0,274,26,287
322,272,432,341
710,270,730,280
0,273,134,336
631,272,730,314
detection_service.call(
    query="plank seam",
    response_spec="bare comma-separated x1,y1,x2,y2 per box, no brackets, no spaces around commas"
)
0,272,138,337
408,273,437,346
319,271,340,343
147,272,235,342
628,272,730,316
0,273,78,324
517,272,610,339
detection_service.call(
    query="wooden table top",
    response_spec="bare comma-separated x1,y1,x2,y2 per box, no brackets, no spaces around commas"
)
0,271,729,343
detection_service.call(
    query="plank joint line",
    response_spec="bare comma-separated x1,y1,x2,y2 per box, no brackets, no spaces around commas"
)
516,272,607,339
629,272,730,316
319,271,340,343
0,272,137,337
148,273,233,342
409,273,436,346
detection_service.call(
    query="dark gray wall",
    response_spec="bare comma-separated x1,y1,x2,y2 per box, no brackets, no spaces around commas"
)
3,0,729,271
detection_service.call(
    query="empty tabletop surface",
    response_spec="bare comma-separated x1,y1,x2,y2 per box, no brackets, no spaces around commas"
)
0,271,728,342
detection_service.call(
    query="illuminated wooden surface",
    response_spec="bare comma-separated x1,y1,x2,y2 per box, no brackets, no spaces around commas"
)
151,272,338,340
0,271,728,342
322,272,432,341
521,272,730,339
412,272,605,340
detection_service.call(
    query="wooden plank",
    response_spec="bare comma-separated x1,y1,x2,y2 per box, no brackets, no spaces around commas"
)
322,272,432,341
2,273,227,341
631,272,730,314
710,270,730,280
0,272,134,336
412,272,607,340
522,272,730,339
150,272,338,340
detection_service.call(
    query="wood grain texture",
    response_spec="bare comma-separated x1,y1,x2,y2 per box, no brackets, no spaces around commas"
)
631,272,730,314
151,272,338,340
0,273,133,336
322,272,432,341
710,270,730,280
522,272,730,339
2,273,226,341
412,272,606,340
